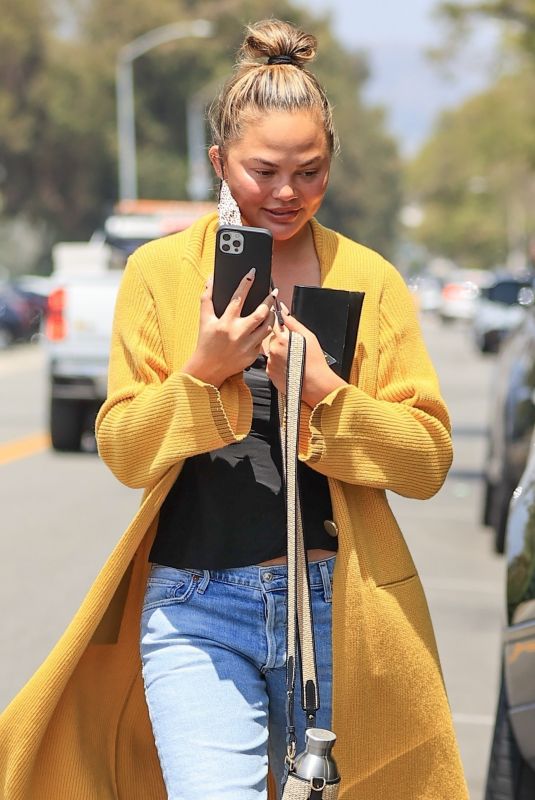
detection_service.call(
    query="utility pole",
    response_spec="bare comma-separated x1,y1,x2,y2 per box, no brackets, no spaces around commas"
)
116,19,213,201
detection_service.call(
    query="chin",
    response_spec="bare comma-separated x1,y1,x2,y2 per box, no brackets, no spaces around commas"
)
271,227,300,242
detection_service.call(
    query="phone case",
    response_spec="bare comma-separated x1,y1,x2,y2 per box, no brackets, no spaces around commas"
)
291,285,365,382
213,225,273,318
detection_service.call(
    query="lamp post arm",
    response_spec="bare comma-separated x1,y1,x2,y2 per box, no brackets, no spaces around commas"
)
118,20,213,63
116,19,214,201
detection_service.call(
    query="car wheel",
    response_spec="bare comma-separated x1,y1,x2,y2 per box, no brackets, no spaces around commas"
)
0,325,14,349
481,333,492,354
485,672,535,799
50,398,84,452
483,479,494,527
489,475,516,554
494,482,514,554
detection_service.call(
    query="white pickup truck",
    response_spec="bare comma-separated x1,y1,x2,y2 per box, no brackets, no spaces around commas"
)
46,200,215,451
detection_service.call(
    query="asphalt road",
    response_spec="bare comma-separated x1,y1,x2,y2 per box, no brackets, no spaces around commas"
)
0,316,503,799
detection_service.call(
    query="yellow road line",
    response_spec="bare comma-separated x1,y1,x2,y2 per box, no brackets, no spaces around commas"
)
0,432,51,467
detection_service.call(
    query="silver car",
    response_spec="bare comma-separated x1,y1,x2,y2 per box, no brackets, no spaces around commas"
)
485,431,535,798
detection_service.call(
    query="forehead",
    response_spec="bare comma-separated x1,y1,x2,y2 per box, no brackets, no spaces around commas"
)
231,109,329,157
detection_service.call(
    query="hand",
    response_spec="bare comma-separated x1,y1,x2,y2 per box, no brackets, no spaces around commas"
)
266,304,346,407
182,269,275,387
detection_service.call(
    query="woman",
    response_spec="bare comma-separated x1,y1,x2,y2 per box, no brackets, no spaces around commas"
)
0,19,468,800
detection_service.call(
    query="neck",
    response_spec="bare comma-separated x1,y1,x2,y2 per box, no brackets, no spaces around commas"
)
270,222,321,307
272,221,311,260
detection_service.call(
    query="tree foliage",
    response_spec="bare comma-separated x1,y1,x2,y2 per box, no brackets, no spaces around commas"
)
437,0,535,59
0,0,402,271
408,70,535,269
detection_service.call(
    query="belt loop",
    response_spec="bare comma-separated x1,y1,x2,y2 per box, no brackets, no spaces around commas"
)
196,570,210,594
318,560,332,602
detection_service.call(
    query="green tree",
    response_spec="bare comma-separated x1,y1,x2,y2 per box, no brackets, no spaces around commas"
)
0,0,52,215
0,0,402,269
408,70,535,269
437,1,535,59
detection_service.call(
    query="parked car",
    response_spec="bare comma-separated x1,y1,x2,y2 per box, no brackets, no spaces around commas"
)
407,274,443,313
484,432,535,799
438,269,491,323
483,303,535,552
473,274,533,354
0,284,37,348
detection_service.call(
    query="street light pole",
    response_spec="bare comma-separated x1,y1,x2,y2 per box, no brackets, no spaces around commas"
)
116,19,213,201
186,77,221,201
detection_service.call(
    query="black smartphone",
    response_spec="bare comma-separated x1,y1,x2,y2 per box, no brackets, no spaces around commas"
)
212,225,273,318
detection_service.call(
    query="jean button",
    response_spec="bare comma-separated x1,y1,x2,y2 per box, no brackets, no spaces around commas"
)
263,572,274,583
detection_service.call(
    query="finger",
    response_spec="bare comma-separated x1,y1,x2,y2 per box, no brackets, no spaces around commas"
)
270,288,285,329
252,323,273,351
279,303,302,332
224,268,256,317
250,311,275,350
243,294,276,333
200,277,215,319
204,276,214,297
267,325,289,356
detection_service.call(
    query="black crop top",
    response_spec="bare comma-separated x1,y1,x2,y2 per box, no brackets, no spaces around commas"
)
149,356,337,570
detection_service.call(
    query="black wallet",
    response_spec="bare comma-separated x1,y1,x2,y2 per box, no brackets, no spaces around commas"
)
291,285,365,382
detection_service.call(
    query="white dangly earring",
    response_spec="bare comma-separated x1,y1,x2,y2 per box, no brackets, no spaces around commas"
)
218,180,242,227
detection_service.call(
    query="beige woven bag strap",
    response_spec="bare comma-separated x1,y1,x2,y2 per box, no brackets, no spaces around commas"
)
279,330,320,757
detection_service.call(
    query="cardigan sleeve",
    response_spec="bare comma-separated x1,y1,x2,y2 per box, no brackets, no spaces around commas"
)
95,255,252,490
299,265,452,499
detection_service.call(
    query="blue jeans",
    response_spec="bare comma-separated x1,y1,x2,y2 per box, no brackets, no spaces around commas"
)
140,557,334,800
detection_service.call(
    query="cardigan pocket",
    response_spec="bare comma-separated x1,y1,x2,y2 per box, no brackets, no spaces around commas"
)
374,573,441,670
375,573,417,590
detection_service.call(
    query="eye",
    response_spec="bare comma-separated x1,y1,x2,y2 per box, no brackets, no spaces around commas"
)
254,170,274,177
301,170,319,178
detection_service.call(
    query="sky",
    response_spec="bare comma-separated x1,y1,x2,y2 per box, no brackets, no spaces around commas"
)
293,0,500,154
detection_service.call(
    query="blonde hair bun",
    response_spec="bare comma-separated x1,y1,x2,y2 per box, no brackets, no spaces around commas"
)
209,18,338,154
239,19,317,69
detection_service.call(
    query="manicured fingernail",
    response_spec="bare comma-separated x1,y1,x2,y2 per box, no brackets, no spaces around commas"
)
246,267,256,281
271,287,279,298
280,301,290,314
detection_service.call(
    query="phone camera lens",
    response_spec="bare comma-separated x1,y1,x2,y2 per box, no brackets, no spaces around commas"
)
222,244,231,252
222,233,231,241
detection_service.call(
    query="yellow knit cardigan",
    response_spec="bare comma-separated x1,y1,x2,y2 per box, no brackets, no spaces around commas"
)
0,214,468,799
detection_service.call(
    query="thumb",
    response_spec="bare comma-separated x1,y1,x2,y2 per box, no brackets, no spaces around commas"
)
280,302,305,334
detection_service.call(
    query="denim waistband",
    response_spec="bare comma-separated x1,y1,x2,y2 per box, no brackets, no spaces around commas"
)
149,556,335,599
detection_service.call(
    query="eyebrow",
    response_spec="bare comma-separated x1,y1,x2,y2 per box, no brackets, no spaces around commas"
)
251,156,323,167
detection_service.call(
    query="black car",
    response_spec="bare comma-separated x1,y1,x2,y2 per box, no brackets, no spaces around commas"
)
485,433,535,798
472,274,533,354
483,303,535,552
12,285,48,335
0,285,36,348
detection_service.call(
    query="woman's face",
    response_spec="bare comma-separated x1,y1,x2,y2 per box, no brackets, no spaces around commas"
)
210,110,331,242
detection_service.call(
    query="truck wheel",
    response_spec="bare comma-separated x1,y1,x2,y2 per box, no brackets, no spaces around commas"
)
50,398,84,452
485,672,535,800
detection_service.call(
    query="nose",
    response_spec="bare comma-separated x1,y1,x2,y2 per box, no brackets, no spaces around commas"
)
273,183,297,202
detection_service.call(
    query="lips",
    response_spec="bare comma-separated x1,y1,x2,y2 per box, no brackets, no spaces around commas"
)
264,208,301,218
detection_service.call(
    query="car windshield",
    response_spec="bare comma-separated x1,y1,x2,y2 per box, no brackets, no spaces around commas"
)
485,281,530,305
104,235,156,256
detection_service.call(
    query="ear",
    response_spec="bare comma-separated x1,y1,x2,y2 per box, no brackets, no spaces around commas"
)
208,145,224,180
